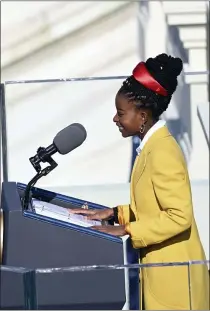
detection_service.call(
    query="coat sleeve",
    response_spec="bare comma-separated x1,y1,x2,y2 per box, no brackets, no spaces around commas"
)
116,205,130,225
125,143,193,249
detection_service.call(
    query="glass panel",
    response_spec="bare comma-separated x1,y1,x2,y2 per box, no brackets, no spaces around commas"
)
4,79,132,191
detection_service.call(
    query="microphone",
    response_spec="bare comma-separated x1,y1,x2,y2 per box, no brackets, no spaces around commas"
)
29,123,87,171
22,123,87,210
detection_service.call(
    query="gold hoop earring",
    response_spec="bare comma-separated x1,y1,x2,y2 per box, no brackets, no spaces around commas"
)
140,124,145,134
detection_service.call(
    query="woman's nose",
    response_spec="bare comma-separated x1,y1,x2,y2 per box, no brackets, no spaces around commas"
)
113,114,118,123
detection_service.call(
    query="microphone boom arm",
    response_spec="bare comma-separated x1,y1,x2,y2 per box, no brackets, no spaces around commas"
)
22,146,58,211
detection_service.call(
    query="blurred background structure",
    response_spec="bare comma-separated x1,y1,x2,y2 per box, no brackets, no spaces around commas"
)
1,1,209,259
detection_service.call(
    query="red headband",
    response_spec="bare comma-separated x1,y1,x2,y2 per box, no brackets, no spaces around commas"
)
132,62,168,96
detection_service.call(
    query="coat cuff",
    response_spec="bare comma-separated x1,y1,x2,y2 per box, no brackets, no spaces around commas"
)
125,222,147,248
117,205,130,225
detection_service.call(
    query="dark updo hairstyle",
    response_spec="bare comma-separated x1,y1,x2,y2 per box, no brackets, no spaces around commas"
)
118,53,183,119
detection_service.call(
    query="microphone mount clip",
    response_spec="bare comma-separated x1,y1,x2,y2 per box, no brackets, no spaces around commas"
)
22,146,58,211
29,146,57,173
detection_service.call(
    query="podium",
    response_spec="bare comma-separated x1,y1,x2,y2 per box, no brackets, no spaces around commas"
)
0,182,139,310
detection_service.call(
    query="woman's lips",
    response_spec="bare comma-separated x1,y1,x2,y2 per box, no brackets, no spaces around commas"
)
118,126,124,132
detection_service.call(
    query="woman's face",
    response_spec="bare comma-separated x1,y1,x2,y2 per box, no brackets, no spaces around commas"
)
113,93,146,138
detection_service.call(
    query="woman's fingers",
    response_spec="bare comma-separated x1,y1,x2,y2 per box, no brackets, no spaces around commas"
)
91,225,105,231
87,213,102,220
68,208,96,215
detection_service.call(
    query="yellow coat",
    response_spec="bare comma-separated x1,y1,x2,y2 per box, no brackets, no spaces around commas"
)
117,126,209,310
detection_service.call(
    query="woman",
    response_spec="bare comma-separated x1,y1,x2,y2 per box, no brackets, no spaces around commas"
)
71,54,209,309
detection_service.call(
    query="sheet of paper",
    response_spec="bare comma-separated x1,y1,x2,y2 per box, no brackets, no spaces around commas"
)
32,199,101,227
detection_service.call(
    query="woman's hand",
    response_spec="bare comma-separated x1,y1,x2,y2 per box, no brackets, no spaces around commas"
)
69,207,114,221
91,225,127,237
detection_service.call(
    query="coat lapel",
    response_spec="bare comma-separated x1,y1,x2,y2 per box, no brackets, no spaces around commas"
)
131,126,171,188
132,152,147,187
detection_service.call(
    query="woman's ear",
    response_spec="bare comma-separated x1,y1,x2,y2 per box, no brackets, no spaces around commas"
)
141,111,148,123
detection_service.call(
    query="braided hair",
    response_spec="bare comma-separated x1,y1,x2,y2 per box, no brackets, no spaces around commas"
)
118,53,183,119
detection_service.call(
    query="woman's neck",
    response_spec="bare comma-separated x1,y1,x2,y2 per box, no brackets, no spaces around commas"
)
139,118,159,140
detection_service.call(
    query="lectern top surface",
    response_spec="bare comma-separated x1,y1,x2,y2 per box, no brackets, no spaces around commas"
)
16,183,125,244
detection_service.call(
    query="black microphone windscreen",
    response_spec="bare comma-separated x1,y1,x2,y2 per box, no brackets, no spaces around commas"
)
53,123,87,155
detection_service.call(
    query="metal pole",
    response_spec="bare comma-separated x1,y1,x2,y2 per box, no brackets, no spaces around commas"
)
187,262,192,310
0,84,8,182
23,269,38,309
207,1,210,102
0,85,2,195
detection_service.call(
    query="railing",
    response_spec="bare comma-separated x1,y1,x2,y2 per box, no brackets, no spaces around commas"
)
3,70,209,85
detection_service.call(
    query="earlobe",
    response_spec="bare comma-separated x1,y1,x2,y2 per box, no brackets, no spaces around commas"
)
140,124,145,134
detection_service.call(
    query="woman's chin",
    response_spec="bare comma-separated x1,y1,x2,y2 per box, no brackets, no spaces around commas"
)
121,131,130,138
118,127,130,138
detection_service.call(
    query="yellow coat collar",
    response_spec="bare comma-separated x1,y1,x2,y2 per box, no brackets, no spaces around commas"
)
131,126,172,187
140,126,172,154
